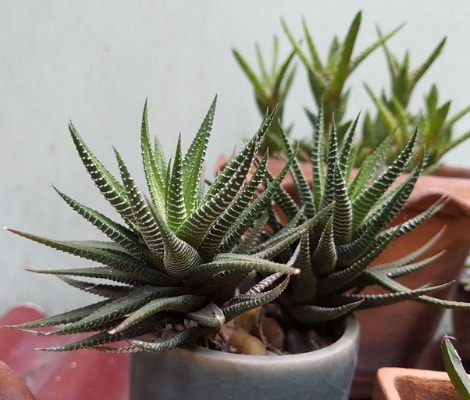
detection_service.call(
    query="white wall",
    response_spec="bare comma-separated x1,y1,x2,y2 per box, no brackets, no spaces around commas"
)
2,0,470,315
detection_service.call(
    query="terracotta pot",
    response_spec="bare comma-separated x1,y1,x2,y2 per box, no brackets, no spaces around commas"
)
372,367,462,400
352,171,470,398
242,157,470,399
0,360,35,400
433,164,470,179
130,316,360,400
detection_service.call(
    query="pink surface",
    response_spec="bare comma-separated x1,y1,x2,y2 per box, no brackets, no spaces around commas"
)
0,305,449,400
0,305,129,399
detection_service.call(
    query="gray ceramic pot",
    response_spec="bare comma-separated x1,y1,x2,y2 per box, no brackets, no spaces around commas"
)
130,316,359,400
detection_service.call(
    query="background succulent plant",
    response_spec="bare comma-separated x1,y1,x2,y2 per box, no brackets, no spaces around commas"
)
235,11,470,172
233,37,296,155
282,11,401,143
5,98,306,353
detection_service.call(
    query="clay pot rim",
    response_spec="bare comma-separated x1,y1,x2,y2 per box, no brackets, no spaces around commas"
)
405,187,470,217
373,367,457,400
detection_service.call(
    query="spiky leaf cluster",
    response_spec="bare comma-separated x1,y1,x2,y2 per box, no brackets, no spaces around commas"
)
5,98,303,352
236,12,470,172
233,37,296,155
264,112,470,325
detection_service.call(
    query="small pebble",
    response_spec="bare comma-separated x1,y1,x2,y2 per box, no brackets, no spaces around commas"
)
261,317,285,352
285,328,314,354
235,307,261,332
229,329,266,355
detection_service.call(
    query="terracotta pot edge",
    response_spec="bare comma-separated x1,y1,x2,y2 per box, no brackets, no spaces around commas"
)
405,187,470,217
373,367,454,400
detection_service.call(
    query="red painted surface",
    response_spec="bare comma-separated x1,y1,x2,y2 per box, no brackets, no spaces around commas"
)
0,305,129,399
0,305,449,400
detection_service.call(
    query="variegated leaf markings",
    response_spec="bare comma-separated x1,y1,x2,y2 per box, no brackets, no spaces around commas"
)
279,127,315,218
290,301,363,324
28,266,144,287
202,108,275,203
351,129,417,227
115,148,165,258
222,276,290,322
54,187,148,262
216,153,295,254
197,153,268,260
311,108,326,213
141,101,166,219
6,229,175,285
182,96,216,215
68,122,136,229
58,276,133,299
321,123,339,210
176,139,258,248
6,299,114,329
166,135,187,231
196,253,299,280
109,294,206,334
312,216,337,275
118,151,203,279
290,234,316,305
332,162,352,245
47,286,183,335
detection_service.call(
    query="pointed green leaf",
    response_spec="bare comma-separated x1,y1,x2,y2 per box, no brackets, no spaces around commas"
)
216,153,295,253
141,101,167,218
196,253,299,280
331,11,361,94
352,129,417,227
49,286,179,335
312,216,337,275
290,301,362,324
223,276,290,322
187,302,226,328
54,187,148,261
58,276,133,298
27,266,148,286
166,135,187,231
177,138,257,248
182,97,215,214
68,122,136,229
441,336,470,400
115,149,164,258
198,153,269,260
411,37,446,89
332,163,352,245
6,229,175,285
290,234,316,304
128,327,213,353
5,299,113,329
110,295,206,334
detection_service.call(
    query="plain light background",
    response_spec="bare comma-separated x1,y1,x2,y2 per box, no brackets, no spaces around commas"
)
2,1,470,315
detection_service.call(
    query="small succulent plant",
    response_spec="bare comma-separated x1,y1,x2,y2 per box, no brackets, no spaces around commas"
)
235,11,470,172
233,37,297,155
5,98,307,352
364,82,470,173
281,11,401,142
253,112,470,339
362,29,470,172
